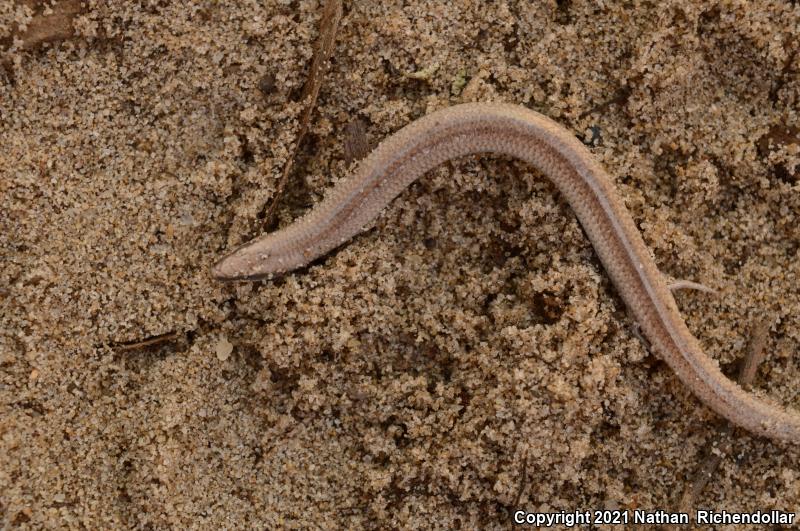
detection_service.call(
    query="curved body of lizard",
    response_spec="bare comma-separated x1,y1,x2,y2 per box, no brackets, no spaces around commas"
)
213,102,799,443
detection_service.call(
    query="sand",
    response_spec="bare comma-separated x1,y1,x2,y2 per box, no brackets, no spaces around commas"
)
2,1,799,529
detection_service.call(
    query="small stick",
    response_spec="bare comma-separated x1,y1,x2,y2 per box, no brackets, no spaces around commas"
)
113,331,180,351
5,0,85,50
675,317,772,518
261,0,343,228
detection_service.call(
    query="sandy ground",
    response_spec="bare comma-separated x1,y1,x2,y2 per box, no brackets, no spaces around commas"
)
2,1,800,529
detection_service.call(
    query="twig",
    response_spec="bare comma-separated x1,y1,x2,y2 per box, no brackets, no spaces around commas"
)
261,0,343,228
513,448,529,508
737,319,770,388
113,331,180,351
674,317,772,520
4,0,84,50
